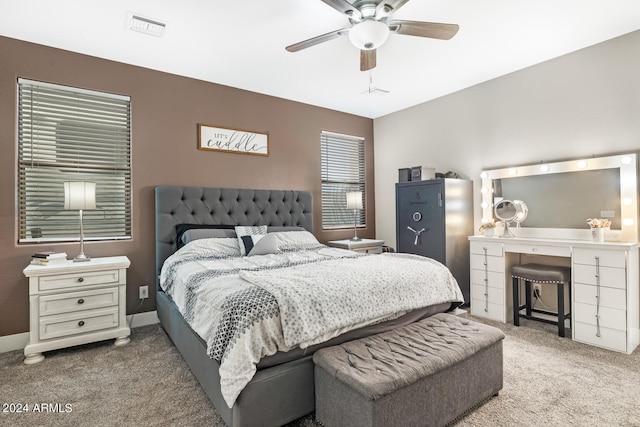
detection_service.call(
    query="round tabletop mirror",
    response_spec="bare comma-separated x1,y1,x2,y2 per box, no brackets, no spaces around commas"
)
494,199,528,237
494,200,518,223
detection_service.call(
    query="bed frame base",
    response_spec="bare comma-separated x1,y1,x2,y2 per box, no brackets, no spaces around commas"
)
157,291,315,427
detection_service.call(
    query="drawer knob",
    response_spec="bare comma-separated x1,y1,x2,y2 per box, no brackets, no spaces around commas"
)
77,299,85,305
78,321,85,327
78,277,84,283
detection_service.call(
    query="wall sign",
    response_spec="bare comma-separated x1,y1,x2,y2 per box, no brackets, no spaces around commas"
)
198,124,269,156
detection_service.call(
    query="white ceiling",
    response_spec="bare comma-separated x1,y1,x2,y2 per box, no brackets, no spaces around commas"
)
2,0,640,119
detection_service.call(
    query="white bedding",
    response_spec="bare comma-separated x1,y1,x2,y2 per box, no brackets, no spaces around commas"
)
160,233,464,407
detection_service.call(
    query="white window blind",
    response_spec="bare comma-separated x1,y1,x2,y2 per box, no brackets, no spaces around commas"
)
321,131,365,229
17,78,132,242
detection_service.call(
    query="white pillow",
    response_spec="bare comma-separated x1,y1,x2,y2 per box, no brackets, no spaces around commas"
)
247,233,281,256
235,225,267,255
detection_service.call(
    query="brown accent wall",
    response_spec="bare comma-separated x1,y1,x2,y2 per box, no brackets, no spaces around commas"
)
0,36,375,337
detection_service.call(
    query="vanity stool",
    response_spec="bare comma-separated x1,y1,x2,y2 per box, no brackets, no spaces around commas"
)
512,263,571,337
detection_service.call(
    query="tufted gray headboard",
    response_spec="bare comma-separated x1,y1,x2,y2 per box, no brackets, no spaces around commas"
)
155,186,313,287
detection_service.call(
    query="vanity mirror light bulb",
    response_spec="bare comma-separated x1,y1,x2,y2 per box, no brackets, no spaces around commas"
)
508,168,518,176
577,160,588,169
481,187,488,194
540,165,550,173
621,156,633,165
481,202,489,209
623,218,634,226
481,217,490,224
480,171,488,179
622,197,633,206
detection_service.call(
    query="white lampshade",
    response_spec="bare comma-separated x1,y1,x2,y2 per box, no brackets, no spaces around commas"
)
64,182,97,210
346,191,363,210
348,20,390,50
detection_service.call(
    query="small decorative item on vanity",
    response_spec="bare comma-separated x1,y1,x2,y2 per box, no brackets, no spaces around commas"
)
479,220,497,237
587,218,611,243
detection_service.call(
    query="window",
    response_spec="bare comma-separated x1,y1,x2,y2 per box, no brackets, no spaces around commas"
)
17,79,132,242
320,131,365,229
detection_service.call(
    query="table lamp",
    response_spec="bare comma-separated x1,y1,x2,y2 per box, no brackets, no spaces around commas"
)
64,181,96,262
346,191,363,241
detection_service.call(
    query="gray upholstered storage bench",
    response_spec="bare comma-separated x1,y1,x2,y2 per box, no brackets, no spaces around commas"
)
313,313,505,427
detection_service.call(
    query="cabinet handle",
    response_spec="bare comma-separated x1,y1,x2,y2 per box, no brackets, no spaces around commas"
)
483,247,489,313
77,299,85,305
78,321,85,327
595,256,601,338
78,277,84,283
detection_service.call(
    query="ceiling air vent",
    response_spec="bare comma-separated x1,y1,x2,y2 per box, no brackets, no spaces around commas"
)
128,13,166,37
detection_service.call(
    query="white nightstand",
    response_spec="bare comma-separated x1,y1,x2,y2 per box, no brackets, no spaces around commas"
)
327,239,386,254
22,256,131,365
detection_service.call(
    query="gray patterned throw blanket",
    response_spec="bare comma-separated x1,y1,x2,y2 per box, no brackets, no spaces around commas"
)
160,236,463,408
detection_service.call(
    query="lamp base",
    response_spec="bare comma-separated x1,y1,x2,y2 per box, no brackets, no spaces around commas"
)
350,236,362,242
73,254,91,262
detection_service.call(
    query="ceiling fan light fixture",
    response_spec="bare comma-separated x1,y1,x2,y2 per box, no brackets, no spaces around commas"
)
348,20,389,50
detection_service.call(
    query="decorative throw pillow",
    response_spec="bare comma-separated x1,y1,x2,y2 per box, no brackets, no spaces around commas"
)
247,233,281,256
235,225,267,255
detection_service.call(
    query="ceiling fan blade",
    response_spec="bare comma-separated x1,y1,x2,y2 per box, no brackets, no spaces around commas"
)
388,20,459,40
375,0,412,19
360,49,376,71
286,28,349,52
320,0,363,20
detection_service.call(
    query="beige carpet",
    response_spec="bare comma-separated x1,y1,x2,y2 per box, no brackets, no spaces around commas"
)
1,316,639,427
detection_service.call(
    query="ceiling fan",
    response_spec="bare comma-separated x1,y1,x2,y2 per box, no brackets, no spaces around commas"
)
285,0,459,71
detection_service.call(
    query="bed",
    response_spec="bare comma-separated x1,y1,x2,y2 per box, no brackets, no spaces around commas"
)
155,186,464,427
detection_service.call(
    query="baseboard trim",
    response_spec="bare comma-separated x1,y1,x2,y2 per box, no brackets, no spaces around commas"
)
0,332,29,354
0,310,159,354
127,310,160,329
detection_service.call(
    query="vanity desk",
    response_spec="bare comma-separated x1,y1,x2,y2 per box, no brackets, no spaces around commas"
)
469,235,639,354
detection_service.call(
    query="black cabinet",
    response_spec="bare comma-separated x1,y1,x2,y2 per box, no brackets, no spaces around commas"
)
396,179,473,304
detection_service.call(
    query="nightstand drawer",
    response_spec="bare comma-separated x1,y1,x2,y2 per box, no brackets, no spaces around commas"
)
39,307,120,340
38,269,120,292
352,246,383,254
39,287,119,316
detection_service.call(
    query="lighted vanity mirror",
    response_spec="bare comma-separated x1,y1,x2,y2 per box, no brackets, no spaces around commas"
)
480,153,638,242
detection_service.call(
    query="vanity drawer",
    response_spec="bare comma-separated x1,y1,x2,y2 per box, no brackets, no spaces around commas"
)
573,265,626,289
470,254,504,273
470,269,504,289
470,241,502,257
573,248,626,268
39,287,119,316
470,298,504,322
573,322,627,353
38,269,120,292
39,307,120,340
471,283,504,305
503,243,570,257
573,302,626,330
573,283,626,310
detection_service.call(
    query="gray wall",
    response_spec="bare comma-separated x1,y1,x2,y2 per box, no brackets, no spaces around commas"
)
374,30,640,248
